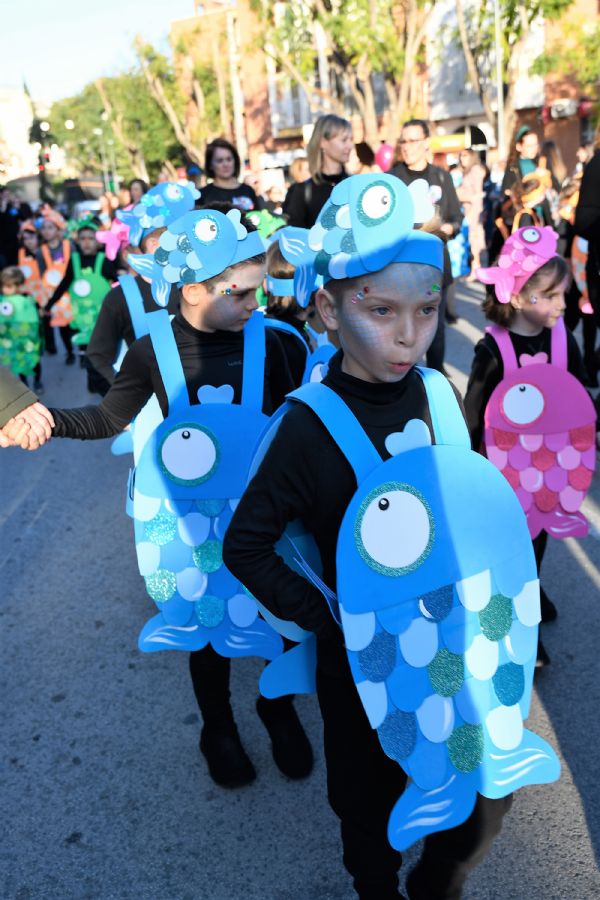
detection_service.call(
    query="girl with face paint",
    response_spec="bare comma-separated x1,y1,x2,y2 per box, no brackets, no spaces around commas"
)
465,227,594,668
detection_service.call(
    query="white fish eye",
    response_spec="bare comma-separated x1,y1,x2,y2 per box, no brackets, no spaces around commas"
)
356,482,433,575
195,217,219,243
502,383,544,425
522,228,541,243
358,183,395,223
159,424,219,485
165,185,183,200
0,301,13,316
73,279,91,297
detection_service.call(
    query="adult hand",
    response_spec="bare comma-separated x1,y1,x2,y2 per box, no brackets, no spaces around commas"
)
1,402,55,450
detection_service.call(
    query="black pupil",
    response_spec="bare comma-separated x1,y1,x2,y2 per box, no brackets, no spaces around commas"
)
519,386,526,393
378,497,390,511
182,430,191,440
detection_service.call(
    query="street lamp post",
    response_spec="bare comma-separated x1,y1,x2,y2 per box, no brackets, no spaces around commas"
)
93,127,110,192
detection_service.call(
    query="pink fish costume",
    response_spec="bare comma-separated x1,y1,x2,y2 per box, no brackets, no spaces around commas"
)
477,226,597,539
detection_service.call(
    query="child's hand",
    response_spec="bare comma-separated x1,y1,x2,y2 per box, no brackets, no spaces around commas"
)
0,402,55,450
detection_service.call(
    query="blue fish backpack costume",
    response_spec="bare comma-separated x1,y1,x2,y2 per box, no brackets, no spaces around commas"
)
127,206,283,660
129,309,283,661
250,174,560,852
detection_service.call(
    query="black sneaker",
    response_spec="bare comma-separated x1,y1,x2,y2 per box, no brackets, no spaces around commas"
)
65,353,76,366
256,696,313,779
536,636,551,669
33,378,44,394
199,721,256,789
540,588,558,623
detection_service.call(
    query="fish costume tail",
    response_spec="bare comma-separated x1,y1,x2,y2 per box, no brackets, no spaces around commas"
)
389,728,560,850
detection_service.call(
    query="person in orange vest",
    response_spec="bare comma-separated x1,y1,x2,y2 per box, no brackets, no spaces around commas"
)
37,212,75,364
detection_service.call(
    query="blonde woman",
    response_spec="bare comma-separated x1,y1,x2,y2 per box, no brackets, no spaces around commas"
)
283,114,352,227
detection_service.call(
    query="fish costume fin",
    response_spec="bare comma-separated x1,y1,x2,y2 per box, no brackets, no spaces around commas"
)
260,634,317,698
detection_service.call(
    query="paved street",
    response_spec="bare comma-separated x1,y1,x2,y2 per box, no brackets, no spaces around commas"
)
2,284,599,900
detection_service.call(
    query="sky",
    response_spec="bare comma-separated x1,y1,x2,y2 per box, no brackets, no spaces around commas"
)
2,0,197,103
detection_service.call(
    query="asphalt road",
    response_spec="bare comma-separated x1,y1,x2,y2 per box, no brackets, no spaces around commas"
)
2,283,599,900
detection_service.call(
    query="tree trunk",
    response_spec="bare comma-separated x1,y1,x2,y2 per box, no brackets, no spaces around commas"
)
135,40,204,167
455,0,497,133
94,79,149,182
211,41,232,139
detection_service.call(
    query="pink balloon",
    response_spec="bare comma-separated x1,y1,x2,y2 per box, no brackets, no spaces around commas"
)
375,143,394,172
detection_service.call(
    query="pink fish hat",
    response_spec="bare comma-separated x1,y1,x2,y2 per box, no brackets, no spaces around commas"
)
477,226,559,304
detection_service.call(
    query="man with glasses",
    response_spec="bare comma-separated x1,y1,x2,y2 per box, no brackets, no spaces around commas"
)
390,119,462,370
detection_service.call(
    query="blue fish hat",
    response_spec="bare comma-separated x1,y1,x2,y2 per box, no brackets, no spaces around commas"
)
117,181,200,247
278,174,444,307
128,208,266,307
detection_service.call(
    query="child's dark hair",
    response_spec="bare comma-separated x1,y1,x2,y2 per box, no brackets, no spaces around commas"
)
265,243,303,320
483,256,571,325
1,266,25,289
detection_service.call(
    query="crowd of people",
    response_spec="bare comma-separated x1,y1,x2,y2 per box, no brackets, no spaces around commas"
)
1,113,600,899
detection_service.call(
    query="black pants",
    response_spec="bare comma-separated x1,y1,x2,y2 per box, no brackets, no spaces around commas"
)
426,292,446,372
317,660,511,900
188,645,292,726
564,279,597,378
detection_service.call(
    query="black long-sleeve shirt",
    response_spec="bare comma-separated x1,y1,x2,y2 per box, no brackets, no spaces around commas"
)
282,172,347,229
50,313,294,439
464,326,588,451
85,278,180,391
389,162,462,236
223,353,464,675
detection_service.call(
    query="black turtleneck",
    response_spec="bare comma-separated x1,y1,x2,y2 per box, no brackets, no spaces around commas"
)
223,352,464,667
50,312,294,439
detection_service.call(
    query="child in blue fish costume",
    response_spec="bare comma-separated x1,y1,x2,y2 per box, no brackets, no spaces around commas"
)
224,174,560,899
86,183,196,396
40,208,313,790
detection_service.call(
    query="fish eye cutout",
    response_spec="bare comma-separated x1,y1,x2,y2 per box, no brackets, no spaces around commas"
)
502,383,545,426
194,217,219,243
355,482,434,576
165,185,183,200
521,228,541,244
357,182,396,226
159,423,219,485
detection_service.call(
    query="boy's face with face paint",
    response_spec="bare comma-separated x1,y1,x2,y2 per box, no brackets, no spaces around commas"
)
316,263,441,384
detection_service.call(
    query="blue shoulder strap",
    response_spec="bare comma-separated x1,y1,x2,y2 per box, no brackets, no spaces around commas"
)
119,274,149,340
241,310,267,412
415,366,470,447
288,383,381,483
146,309,189,414
265,318,310,359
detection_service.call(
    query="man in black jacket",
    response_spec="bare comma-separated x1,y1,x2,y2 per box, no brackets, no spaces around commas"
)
390,119,462,370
